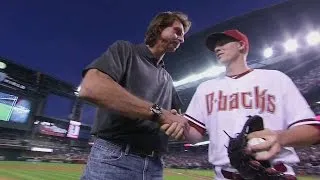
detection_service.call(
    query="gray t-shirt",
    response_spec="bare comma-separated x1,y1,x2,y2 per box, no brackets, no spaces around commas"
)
82,40,182,152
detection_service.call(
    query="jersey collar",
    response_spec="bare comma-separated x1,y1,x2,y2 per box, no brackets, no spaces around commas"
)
227,69,254,79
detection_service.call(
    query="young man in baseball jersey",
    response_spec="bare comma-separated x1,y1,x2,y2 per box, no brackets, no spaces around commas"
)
162,29,320,179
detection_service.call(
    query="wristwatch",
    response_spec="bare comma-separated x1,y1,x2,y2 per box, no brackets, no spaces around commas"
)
150,104,162,121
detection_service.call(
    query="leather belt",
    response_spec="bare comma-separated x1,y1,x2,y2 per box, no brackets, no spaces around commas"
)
123,145,161,158
95,136,162,158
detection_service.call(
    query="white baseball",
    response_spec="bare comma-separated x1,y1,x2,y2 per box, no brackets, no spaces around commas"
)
247,138,268,157
248,137,265,146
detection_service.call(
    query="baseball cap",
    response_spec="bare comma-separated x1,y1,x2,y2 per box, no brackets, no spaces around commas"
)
205,29,249,52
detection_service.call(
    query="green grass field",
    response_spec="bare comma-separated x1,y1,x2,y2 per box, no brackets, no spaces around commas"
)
0,103,12,121
0,161,318,180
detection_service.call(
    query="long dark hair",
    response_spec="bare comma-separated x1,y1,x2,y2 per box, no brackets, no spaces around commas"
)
144,11,191,47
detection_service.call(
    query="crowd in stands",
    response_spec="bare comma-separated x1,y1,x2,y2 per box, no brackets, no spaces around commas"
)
290,65,320,94
313,106,320,115
18,147,90,163
163,145,320,176
293,146,320,176
163,150,211,169
0,129,29,148
17,143,319,176
1,128,320,176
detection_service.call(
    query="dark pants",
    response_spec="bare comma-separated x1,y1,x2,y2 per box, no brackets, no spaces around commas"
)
81,138,164,180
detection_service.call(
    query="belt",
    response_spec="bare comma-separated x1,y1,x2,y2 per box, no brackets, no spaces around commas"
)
123,144,162,158
95,136,162,158
221,163,297,180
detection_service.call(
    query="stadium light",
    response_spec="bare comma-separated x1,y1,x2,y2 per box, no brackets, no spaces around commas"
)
74,86,81,96
0,61,6,69
306,31,320,46
283,39,298,52
263,47,273,58
173,66,225,87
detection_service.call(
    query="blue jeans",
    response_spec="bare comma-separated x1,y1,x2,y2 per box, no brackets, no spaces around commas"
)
81,138,164,180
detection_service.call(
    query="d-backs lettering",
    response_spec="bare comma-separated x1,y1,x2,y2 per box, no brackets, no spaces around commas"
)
205,86,276,115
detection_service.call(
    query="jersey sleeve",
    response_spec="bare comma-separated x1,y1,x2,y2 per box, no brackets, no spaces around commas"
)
281,73,320,128
82,40,131,83
183,85,207,135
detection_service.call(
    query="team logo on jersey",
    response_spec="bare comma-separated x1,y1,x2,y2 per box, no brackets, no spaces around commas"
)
205,86,276,115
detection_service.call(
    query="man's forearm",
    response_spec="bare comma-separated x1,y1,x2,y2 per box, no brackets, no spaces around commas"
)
278,124,320,148
79,69,156,120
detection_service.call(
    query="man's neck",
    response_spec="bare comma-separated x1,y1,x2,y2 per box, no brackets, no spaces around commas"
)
225,57,250,76
147,44,166,65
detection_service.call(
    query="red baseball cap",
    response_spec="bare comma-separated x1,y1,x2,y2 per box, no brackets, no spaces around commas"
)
206,29,249,52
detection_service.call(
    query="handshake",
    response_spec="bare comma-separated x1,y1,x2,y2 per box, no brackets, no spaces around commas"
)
158,109,190,141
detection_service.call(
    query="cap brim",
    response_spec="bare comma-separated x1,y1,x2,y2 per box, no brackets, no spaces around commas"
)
205,33,231,51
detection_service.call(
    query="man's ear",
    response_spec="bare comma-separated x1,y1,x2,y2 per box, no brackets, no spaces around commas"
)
238,41,246,51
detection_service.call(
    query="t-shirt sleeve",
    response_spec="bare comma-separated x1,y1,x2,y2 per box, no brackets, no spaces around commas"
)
184,85,207,135
171,86,183,112
82,40,131,83
281,73,320,128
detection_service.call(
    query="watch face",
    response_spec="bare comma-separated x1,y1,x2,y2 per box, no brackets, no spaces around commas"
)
153,109,161,114
151,104,162,115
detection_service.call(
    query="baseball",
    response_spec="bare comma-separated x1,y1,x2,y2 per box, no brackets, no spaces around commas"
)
248,137,265,146
247,138,268,157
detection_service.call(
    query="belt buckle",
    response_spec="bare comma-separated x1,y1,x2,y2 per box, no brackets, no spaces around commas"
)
147,151,155,157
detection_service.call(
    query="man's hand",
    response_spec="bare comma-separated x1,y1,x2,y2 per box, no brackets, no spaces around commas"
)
159,109,189,129
247,129,282,160
170,109,179,115
160,122,185,140
159,109,188,140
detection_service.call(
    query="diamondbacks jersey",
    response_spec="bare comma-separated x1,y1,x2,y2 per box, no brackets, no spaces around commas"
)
185,69,319,166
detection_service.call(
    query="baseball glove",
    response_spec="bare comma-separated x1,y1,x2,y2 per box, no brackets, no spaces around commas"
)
225,115,296,180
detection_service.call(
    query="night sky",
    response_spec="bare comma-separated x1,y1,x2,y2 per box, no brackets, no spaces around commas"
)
0,0,288,122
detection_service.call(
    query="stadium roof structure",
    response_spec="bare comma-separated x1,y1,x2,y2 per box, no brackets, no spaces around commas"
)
163,0,320,91
0,56,78,98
